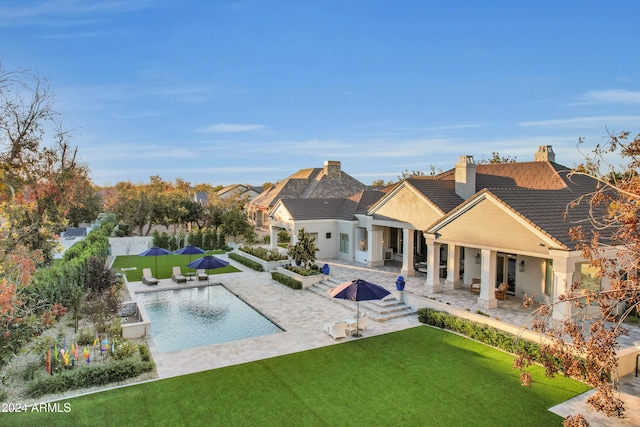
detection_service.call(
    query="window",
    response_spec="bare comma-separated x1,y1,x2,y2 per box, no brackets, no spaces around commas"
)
578,262,601,292
326,232,331,239
340,233,349,253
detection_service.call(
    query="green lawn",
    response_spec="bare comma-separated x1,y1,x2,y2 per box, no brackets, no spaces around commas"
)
111,251,240,282
4,327,589,426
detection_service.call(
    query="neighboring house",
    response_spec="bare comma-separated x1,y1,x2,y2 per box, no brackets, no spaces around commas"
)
193,191,210,206
248,160,369,228
217,184,262,201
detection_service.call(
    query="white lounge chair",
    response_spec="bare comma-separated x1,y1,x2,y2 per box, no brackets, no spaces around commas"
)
142,268,158,285
323,321,348,340
353,312,369,331
197,269,208,281
172,266,187,283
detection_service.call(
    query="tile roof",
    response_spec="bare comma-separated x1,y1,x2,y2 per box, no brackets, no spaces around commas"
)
281,189,387,221
249,166,368,210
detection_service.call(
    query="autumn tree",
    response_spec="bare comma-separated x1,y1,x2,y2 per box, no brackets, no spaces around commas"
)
476,151,517,164
515,131,640,426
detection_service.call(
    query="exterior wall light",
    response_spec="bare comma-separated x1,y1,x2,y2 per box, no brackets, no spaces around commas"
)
519,260,525,272
475,253,481,264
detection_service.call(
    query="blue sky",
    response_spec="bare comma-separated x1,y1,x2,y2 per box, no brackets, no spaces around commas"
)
2,1,639,186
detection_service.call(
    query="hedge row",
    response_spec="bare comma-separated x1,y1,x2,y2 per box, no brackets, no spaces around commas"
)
271,272,302,290
228,252,264,272
417,307,542,360
25,357,155,398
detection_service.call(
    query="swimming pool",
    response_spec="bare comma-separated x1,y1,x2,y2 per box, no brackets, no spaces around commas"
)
137,285,283,353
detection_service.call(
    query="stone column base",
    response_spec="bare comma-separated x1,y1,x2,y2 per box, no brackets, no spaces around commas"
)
477,297,497,309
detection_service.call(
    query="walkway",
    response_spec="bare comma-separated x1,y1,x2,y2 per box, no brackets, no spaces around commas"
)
124,255,640,426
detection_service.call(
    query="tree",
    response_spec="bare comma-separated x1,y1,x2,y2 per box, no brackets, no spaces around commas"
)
220,208,252,243
397,169,425,180
515,131,640,426
476,151,517,164
288,228,318,268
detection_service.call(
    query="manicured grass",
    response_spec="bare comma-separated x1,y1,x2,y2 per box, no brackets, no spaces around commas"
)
4,327,589,426
111,251,240,282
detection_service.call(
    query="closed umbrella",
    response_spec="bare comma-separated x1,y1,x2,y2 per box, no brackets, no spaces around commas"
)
139,246,172,278
174,245,206,280
328,278,390,337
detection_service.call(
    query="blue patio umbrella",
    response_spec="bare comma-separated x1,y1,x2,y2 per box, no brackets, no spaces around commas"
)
328,278,390,337
174,245,206,279
139,246,172,278
188,256,229,280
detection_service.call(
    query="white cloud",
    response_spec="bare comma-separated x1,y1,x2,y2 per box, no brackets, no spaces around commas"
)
197,123,266,133
582,89,640,104
519,115,640,128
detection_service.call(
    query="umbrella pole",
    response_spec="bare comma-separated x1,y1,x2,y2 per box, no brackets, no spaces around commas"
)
353,301,362,338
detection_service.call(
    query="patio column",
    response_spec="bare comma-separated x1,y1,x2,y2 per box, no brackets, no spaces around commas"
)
477,248,497,309
269,226,279,250
445,244,461,289
401,228,415,277
551,251,577,321
425,239,441,293
369,228,384,267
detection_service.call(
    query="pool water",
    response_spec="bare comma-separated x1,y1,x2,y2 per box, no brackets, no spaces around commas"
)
138,285,282,353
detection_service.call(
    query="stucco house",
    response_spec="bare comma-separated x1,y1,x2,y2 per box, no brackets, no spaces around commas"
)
262,146,609,321
363,145,608,319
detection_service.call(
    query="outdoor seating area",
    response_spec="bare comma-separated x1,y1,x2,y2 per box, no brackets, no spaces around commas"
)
323,312,370,340
197,269,208,280
142,268,158,285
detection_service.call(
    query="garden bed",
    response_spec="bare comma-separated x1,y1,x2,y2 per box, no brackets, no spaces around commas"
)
232,249,285,272
275,267,325,289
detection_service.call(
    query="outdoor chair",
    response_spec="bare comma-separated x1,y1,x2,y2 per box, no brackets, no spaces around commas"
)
470,278,481,294
197,269,208,281
323,321,349,340
352,312,369,331
495,282,509,299
142,268,158,286
172,266,187,283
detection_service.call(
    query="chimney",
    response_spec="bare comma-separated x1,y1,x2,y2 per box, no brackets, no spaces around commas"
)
455,155,476,200
534,145,555,162
324,160,341,180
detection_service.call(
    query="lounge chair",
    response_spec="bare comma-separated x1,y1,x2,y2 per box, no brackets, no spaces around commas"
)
172,266,187,283
495,282,509,300
470,278,481,294
323,321,348,340
142,268,158,286
352,312,369,331
197,269,208,281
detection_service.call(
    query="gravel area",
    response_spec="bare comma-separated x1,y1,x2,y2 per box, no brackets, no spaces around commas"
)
0,290,158,406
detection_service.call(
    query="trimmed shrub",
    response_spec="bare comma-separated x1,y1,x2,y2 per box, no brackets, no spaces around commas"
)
282,264,320,276
25,357,155,398
271,272,302,290
228,252,264,272
417,307,541,360
138,344,152,362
